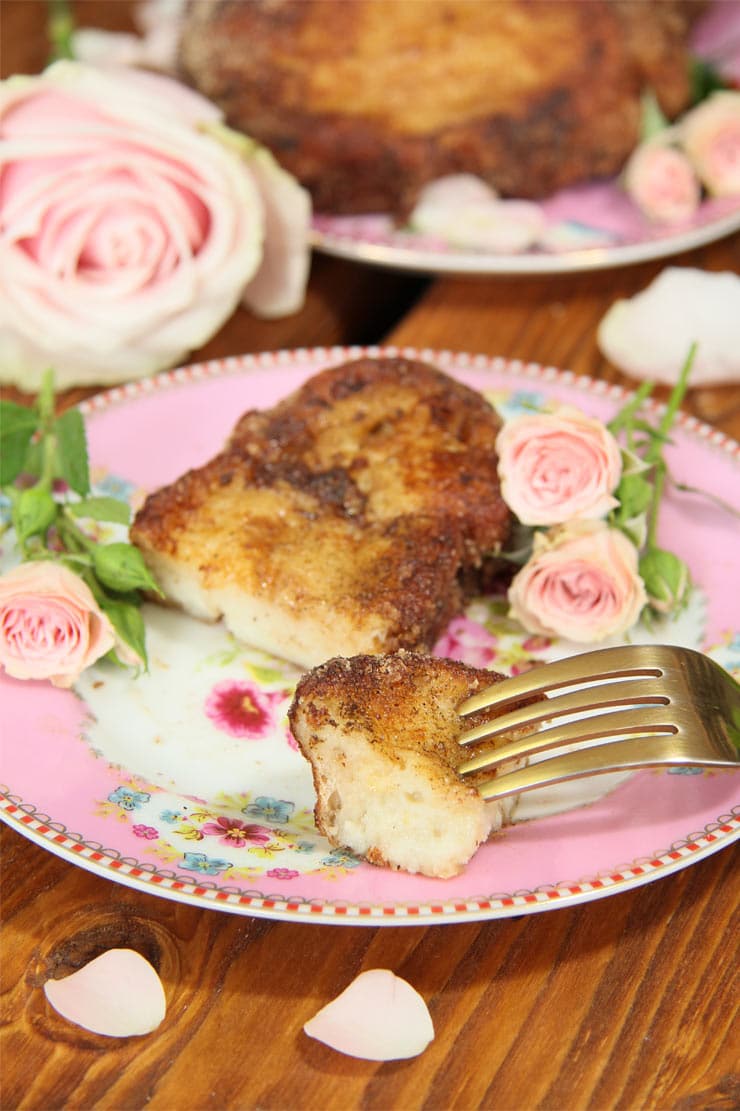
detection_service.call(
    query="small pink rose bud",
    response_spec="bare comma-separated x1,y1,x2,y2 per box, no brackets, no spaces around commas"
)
624,137,701,224
680,90,740,197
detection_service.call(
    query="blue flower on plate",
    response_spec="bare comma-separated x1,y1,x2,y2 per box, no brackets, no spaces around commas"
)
242,796,295,824
295,840,317,854
181,851,232,875
108,786,151,811
500,390,547,419
93,472,138,504
667,766,705,776
321,848,362,869
159,809,184,824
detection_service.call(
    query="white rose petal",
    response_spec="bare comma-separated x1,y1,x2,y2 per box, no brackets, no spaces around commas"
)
413,173,500,209
597,267,740,385
73,0,185,73
43,949,166,1038
304,969,434,1061
207,124,312,318
410,175,544,253
412,194,544,253
71,29,152,69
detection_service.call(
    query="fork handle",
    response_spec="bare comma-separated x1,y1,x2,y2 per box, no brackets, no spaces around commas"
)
475,736,737,802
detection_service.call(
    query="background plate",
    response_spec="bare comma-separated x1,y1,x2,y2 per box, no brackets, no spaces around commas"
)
311,199,740,276
1,347,738,925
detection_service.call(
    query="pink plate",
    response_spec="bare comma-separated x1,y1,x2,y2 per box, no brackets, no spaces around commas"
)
1,348,738,925
311,196,740,277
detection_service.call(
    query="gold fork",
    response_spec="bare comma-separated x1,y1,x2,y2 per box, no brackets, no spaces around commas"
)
457,644,740,802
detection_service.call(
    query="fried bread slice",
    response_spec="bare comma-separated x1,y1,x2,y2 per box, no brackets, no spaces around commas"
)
131,356,510,668
288,651,526,878
179,0,702,213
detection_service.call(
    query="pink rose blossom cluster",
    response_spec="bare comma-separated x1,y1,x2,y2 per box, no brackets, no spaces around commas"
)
624,91,740,224
496,407,648,643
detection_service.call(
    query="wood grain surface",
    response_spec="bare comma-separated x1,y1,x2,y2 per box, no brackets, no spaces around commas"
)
1,3,739,1108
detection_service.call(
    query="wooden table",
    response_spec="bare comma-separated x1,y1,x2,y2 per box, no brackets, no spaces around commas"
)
2,4,739,1107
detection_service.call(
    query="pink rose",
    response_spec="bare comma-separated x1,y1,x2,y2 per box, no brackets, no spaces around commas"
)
0,561,116,686
508,522,647,643
496,406,622,526
623,138,701,224
0,62,310,391
679,91,740,197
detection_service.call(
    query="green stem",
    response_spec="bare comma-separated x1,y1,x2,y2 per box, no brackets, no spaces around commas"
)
39,432,57,491
645,344,696,464
607,380,655,436
47,0,76,61
36,368,58,491
58,510,95,553
647,461,666,548
671,480,740,520
643,343,697,547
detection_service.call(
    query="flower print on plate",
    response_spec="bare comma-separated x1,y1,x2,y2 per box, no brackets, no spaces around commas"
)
1,349,738,924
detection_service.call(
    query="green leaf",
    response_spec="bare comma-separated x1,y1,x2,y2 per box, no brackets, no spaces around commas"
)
619,446,650,476
67,497,131,525
690,58,728,105
54,408,90,495
640,547,691,616
639,89,669,142
100,597,148,667
13,485,57,543
91,542,162,595
614,473,653,520
0,401,39,485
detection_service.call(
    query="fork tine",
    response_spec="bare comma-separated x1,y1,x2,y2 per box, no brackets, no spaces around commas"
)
458,645,663,717
458,704,679,776
471,733,710,802
458,677,669,747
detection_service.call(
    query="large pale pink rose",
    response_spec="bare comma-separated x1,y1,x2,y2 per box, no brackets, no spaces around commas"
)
496,406,622,526
0,561,116,687
679,91,740,197
623,138,701,224
0,62,310,390
507,522,647,642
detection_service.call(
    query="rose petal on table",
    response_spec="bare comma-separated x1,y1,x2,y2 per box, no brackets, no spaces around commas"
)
43,949,166,1038
303,969,434,1060
597,267,740,385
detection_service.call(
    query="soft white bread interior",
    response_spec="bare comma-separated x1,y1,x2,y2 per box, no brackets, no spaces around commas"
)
288,651,526,878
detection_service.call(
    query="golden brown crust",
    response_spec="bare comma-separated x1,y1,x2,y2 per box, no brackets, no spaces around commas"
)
227,355,509,563
289,650,514,799
131,357,510,663
178,0,704,214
